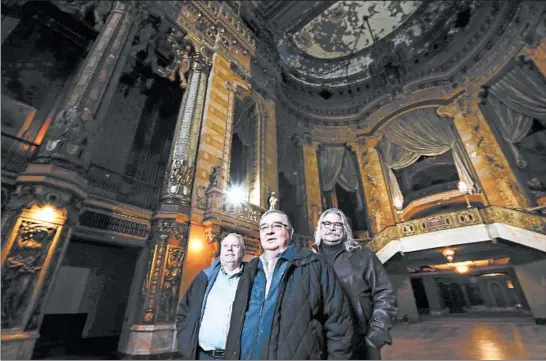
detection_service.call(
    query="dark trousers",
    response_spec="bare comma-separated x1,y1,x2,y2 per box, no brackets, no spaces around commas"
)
353,345,382,360
197,350,224,360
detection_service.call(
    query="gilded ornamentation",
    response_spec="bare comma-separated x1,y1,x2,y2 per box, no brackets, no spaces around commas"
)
151,220,175,244
1,220,58,329
167,159,195,199
155,33,194,89
172,223,189,246
368,226,399,252
397,208,482,237
467,106,528,207
157,246,185,323
481,206,546,235
141,244,167,323
204,224,222,244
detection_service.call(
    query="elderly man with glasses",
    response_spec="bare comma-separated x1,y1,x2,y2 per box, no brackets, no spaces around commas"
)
224,209,354,360
176,233,246,360
314,208,397,360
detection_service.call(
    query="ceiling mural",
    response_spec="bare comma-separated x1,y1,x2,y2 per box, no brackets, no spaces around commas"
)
292,1,422,60
276,0,478,86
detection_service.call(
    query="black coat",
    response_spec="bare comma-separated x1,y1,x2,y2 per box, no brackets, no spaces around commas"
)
316,244,398,359
225,245,355,360
175,261,241,360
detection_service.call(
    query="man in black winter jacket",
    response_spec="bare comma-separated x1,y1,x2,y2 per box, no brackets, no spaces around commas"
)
224,210,354,360
314,208,398,360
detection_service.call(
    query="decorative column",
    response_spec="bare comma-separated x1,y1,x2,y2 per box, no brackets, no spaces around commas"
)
0,3,137,359
302,134,322,232
350,138,396,236
437,97,529,208
118,53,211,359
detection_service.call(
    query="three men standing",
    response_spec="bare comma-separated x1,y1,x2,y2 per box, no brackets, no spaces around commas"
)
314,208,398,360
176,208,395,360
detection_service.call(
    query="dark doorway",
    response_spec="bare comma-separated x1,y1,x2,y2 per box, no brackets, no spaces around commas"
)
229,134,249,190
411,277,430,314
33,240,140,359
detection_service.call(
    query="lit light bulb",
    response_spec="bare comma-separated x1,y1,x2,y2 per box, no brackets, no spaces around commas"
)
457,180,468,194
393,197,403,210
456,265,469,273
227,186,245,204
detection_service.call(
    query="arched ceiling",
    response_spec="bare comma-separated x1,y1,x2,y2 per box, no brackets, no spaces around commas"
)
237,0,539,128
275,0,477,86
292,1,422,60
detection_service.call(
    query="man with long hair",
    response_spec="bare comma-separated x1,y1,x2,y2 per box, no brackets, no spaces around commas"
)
314,208,397,360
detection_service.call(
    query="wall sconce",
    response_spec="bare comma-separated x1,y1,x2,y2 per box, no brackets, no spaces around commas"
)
442,248,455,263
457,180,472,208
31,205,61,224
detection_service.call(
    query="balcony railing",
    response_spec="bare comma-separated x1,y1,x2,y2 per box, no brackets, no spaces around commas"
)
87,163,161,210
1,133,162,210
404,180,460,205
1,132,39,174
204,187,265,225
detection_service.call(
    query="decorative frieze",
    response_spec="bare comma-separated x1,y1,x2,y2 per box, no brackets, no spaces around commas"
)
482,206,546,235
397,208,482,238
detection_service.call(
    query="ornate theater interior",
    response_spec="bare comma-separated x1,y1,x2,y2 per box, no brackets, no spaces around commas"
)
1,0,545,359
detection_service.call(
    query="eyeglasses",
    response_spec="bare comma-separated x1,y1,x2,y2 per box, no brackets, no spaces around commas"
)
322,221,344,229
259,222,289,232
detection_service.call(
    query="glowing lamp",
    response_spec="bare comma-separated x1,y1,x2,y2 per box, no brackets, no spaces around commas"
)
33,205,57,223
456,265,469,274
457,180,469,194
442,248,455,263
226,186,245,204
189,238,203,252
393,197,403,210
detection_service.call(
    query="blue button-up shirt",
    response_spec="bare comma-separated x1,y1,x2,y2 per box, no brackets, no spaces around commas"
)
198,266,243,351
241,243,296,360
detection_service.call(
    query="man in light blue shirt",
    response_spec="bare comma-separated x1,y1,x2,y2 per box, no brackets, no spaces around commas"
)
176,233,245,360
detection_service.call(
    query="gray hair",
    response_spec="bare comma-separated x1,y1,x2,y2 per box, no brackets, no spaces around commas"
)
313,208,361,252
221,233,246,250
260,209,294,238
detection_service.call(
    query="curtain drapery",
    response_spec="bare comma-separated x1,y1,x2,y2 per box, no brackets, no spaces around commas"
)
480,63,546,168
318,146,364,211
481,94,534,168
489,64,546,120
233,98,256,147
378,108,481,207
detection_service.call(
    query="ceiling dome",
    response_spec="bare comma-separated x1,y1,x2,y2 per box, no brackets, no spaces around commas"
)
276,0,477,86
292,1,422,59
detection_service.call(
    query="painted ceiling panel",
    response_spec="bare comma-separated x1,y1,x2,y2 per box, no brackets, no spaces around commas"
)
292,1,422,59
275,0,476,86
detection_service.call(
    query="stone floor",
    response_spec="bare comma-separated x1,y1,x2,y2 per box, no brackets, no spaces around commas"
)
383,314,546,360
